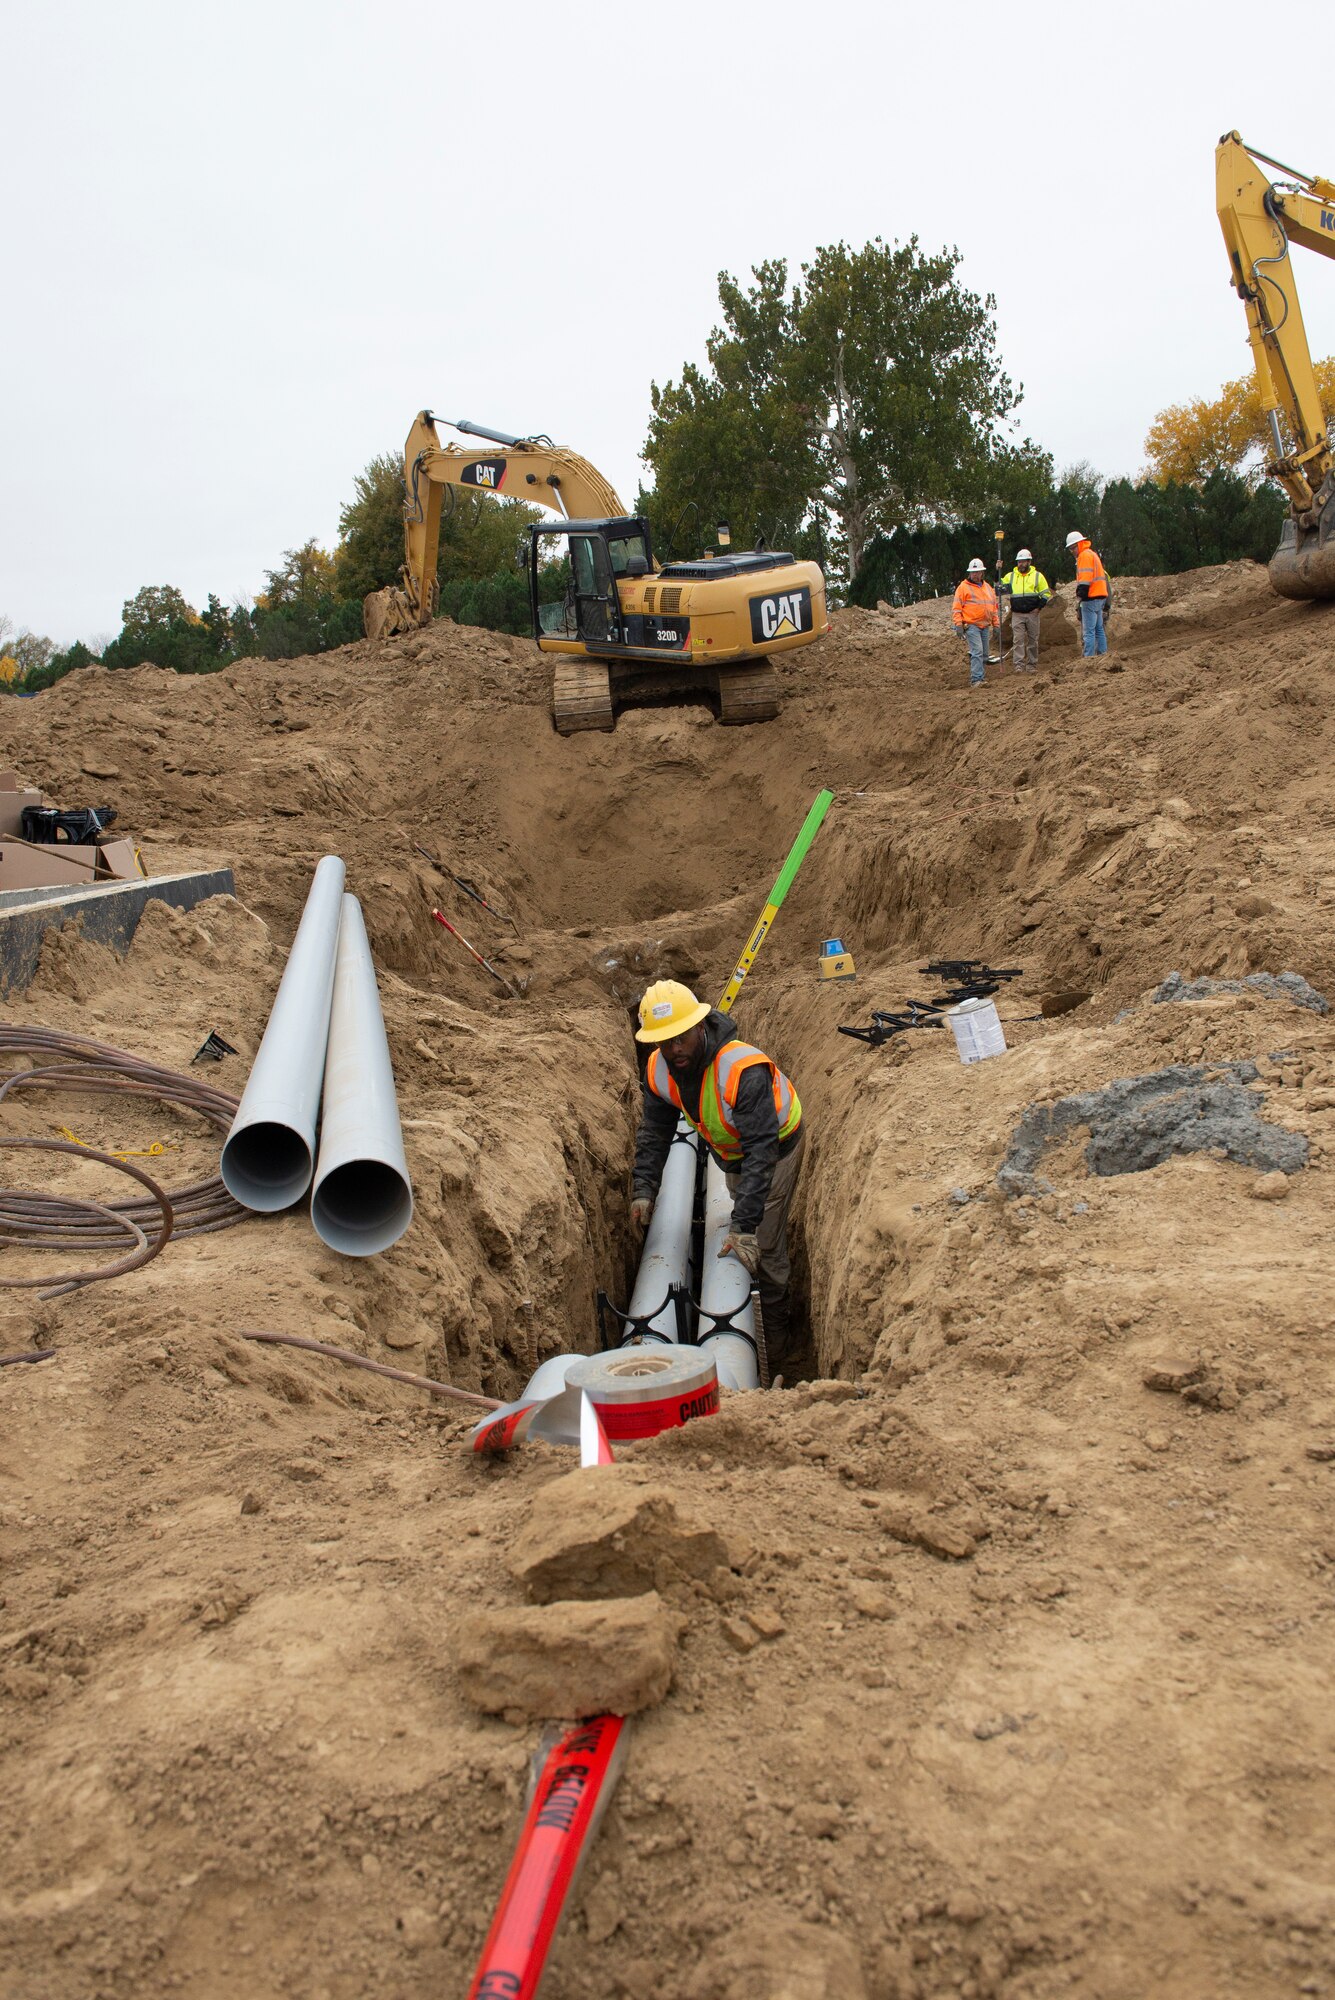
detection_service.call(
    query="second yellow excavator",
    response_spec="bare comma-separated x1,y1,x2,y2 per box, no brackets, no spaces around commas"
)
364,412,830,733
1216,132,1335,599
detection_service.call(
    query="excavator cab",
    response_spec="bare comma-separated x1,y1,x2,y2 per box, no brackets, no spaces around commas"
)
529,518,653,647
366,412,830,732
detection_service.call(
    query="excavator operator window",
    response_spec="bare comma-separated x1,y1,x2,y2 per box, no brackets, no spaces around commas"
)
607,532,649,577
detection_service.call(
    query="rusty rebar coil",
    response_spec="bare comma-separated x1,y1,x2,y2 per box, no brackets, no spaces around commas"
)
0,1137,174,1298
0,1027,249,1291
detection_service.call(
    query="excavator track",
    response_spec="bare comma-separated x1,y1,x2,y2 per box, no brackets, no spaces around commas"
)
716,659,780,726
552,657,615,735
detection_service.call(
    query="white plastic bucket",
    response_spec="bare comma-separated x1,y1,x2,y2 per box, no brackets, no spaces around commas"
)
948,995,1007,1064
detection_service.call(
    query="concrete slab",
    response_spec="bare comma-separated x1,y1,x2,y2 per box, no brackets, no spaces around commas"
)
0,869,236,994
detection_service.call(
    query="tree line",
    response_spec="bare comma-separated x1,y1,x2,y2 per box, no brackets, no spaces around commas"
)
5,238,1327,692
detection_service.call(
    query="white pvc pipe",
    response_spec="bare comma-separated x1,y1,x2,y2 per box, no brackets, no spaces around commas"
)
626,1120,699,1342
311,894,414,1255
697,1155,759,1391
221,855,345,1211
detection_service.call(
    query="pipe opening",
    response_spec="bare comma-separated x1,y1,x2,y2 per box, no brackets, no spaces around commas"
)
220,1123,315,1212
311,1159,414,1257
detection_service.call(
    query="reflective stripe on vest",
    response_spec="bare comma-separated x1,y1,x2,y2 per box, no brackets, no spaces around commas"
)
646,1039,802,1162
1076,545,1108,597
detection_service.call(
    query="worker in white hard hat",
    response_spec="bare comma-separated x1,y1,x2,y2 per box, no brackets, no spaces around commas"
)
999,548,1053,672
951,558,1001,689
631,980,805,1371
1065,530,1112,658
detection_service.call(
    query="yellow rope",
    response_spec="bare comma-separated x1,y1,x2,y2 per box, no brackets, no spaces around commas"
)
57,1126,171,1161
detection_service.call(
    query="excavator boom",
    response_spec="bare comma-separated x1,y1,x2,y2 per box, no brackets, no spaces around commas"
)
1216,132,1335,599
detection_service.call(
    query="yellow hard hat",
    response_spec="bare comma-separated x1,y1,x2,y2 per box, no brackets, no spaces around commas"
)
635,979,710,1044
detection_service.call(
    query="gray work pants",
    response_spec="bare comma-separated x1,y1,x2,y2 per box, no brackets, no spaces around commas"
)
725,1125,805,1310
1012,609,1041,669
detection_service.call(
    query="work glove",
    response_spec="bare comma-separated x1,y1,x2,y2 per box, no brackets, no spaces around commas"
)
718,1231,761,1277
630,1197,654,1231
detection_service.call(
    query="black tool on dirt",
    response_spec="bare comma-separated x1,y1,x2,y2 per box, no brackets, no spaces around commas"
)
192,1031,239,1065
840,961,1025,1048
21,805,117,844
413,843,517,930
838,1005,946,1048
921,959,1022,1002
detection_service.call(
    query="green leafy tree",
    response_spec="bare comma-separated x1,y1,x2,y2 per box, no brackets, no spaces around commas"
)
849,466,1286,607
259,540,338,608
333,449,547,601
646,241,1042,585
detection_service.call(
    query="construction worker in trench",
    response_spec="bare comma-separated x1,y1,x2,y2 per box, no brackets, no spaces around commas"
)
630,980,804,1368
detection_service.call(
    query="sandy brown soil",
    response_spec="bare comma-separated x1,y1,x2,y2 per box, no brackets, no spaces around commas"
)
2,562,1335,1999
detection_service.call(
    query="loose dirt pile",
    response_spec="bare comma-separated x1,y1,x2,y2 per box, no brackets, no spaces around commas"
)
3,561,1335,1999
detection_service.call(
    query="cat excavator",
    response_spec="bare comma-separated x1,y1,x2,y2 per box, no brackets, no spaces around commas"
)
363,412,830,733
1216,133,1335,599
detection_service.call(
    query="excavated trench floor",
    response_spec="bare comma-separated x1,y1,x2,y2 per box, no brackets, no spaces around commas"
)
4,565,1335,1999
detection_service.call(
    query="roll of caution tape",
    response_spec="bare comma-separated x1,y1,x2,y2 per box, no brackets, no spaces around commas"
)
470,1344,719,1454
567,1346,719,1441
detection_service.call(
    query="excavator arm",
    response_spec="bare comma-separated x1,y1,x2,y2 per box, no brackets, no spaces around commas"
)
364,412,631,640
1216,132,1335,598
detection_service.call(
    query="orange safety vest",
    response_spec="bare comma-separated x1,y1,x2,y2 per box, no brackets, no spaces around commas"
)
952,579,999,627
646,1039,801,1164
1075,543,1109,599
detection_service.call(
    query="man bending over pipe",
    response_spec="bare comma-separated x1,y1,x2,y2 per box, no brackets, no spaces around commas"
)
631,980,805,1369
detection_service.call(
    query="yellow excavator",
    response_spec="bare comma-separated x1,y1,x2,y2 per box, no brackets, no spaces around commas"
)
363,412,830,733
1216,132,1335,599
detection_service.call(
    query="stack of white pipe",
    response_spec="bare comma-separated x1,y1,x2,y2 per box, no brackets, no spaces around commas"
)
221,856,413,1255
696,1156,759,1392
625,1122,699,1342
620,1117,760,1393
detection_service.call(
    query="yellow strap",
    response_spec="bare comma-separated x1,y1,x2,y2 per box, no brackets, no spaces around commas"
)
57,1125,170,1161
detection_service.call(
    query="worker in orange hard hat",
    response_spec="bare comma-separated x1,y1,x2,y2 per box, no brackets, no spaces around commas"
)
1065,530,1112,658
631,979,804,1370
952,558,1001,688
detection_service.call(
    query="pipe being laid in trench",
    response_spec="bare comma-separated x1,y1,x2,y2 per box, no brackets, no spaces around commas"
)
310,894,413,1255
221,855,345,1211
624,1120,698,1341
696,1154,760,1391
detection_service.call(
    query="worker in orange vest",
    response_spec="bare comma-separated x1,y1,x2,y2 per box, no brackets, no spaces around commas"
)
952,558,1001,688
1065,530,1111,657
631,980,804,1369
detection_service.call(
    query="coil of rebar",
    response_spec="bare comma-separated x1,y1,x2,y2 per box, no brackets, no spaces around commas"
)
0,1026,249,1296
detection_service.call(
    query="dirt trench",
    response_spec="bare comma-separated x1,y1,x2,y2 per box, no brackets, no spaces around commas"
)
4,563,1335,2000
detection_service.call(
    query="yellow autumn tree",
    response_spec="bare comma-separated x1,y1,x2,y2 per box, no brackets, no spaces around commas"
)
1145,359,1335,486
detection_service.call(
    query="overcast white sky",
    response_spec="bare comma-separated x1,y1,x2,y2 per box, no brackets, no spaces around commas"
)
3,0,1332,643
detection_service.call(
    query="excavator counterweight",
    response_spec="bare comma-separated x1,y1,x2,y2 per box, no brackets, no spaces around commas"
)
363,412,830,732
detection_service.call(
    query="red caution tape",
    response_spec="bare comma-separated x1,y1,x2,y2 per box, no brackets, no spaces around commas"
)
466,1714,629,2000
469,1345,720,1455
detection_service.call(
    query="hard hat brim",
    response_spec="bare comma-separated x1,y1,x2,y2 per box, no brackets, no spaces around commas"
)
635,998,711,1043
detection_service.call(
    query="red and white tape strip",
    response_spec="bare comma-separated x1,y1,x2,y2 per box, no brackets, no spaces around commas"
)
466,1713,629,2000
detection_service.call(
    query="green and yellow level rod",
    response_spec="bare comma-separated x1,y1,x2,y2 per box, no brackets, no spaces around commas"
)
717,788,834,1015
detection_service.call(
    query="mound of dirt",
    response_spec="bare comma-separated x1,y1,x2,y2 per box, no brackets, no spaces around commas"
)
3,560,1335,1998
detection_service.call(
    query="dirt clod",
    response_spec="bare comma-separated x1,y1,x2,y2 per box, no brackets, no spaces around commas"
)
509,1465,732,1603
454,1593,683,1718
